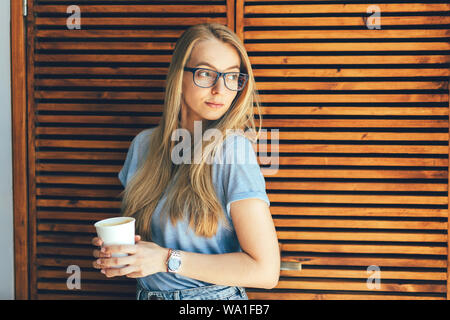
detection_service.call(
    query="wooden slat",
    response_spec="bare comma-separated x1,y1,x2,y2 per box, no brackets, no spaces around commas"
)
35,79,449,91
35,4,227,13
34,66,450,78
246,42,450,52
279,269,447,281
37,151,126,161
36,165,448,180
37,41,450,52
253,69,450,77
275,279,446,293
36,115,161,125
276,231,446,242
247,292,445,300
267,170,447,179
35,116,448,128
37,188,121,198
35,126,449,142
37,29,450,39
37,254,447,269
280,243,446,255
245,16,450,27
259,107,449,116
285,255,447,268
35,55,450,65
36,29,184,38
37,3,450,14
36,221,447,243
11,0,29,300
274,218,447,230
245,29,450,39
35,16,450,27
37,282,136,294
248,55,450,65
37,187,449,203
36,140,449,156
37,293,133,300
36,17,228,26
266,181,448,191
37,234,447,255
36,199,120,209
244,3,450,13
37,267,447,282
36,176,119,185
37,210,116,221
35,55,450,66
270,207,448,218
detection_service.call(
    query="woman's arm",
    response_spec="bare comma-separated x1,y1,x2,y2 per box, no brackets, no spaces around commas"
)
93,198,280,289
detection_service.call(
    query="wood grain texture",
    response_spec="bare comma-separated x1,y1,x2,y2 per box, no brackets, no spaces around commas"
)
11,0,29,300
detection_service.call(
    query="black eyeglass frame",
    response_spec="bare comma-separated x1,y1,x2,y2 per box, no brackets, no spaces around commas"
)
183,66,249,91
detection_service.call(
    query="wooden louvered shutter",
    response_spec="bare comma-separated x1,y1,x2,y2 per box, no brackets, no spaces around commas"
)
238,1,449,300
28,0,234,300
19,0,449,300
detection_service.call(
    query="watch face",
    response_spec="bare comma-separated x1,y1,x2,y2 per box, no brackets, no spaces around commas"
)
168,258,181,271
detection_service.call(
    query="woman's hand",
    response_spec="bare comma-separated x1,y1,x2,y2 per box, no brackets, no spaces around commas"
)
92,235,168,278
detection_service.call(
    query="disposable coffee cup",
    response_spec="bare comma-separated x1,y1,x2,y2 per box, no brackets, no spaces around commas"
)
94,217,135,268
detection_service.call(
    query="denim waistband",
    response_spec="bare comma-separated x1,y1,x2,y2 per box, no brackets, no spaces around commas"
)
136,282,247,300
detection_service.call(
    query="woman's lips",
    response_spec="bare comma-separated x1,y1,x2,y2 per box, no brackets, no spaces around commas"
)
205,102,224,108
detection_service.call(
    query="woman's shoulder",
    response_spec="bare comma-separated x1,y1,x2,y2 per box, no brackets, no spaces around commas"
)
136,126,157,141
132,126,157,149
129,126,158,165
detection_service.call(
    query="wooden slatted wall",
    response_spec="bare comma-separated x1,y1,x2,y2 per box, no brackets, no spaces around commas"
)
29,0,234,300
238,0,449,300
24,0,449,300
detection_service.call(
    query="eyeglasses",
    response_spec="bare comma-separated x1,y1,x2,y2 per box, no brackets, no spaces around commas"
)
184,67,248,91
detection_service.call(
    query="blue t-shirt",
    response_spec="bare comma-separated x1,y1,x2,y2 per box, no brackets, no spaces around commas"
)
118,127,270,291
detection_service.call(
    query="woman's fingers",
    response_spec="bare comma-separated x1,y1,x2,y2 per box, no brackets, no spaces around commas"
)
102,265,140,278
93,248,111,259
92,237,107,264
126,271,144,278
102,244,138,256
95,254,135,271
92,236,141,273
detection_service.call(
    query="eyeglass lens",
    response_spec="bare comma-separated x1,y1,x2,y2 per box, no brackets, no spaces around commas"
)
194,69,246,91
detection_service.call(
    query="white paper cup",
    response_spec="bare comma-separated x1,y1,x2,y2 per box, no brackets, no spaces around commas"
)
94,217,135,268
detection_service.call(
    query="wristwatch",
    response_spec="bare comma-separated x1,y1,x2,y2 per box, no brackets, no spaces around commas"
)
166,249,182,273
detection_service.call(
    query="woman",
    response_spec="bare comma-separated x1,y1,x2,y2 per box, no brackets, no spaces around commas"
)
92,23,280,300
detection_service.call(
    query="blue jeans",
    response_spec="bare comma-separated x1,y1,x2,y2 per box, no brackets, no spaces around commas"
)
136,281,248,300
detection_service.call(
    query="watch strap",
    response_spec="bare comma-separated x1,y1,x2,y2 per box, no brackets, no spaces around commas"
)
165,248,172,273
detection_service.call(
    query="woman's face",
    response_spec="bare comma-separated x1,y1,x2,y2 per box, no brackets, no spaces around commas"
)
180,39,242,133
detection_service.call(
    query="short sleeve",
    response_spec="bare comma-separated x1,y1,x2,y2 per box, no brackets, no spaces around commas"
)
214,134,270,217
118,127,156,187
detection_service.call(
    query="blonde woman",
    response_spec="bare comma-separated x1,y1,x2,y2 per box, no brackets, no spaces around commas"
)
92,23,280,300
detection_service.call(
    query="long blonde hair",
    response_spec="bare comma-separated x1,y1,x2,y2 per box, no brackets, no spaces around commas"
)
119,23,264,240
